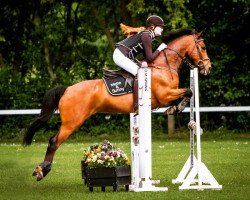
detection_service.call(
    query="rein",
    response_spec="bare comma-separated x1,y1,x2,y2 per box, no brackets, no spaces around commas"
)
163,49,174,80
150,34,210,75
150,47,184,79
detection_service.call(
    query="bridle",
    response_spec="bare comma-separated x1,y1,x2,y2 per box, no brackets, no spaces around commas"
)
152,34,211,76
190,34,211,73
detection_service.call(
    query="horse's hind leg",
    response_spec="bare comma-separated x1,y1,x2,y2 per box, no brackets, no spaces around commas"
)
32,124,75,181
32,108,91,181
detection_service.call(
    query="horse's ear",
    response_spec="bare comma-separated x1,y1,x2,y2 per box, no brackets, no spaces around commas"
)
197,28,207,39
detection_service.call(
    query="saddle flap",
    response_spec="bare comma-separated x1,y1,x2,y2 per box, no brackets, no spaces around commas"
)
103,68,132,78
102,69,134,96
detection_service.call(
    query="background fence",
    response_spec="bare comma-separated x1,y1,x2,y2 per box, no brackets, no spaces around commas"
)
0,106,250,115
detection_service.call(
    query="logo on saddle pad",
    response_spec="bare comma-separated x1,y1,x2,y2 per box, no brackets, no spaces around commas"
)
111,81,124,92
102,77,133,96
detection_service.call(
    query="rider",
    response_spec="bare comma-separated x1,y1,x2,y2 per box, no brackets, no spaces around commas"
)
113,15,167,111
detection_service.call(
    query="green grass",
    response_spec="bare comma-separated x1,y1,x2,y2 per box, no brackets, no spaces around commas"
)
0,139,249,200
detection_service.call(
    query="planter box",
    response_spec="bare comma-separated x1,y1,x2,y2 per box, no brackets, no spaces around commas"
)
81,161,131,192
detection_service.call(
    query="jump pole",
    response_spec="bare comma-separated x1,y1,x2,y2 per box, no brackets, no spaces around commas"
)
130,67,168,192
130,113,140,188
172,68,222,190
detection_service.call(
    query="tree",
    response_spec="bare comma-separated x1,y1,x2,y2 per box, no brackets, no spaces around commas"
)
0,0,249,138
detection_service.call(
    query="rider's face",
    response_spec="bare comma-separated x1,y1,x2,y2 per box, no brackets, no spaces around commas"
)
154,26,163,36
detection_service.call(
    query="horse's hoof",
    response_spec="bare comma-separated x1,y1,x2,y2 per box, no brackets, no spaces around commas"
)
32,166,44,181
164,106,176,115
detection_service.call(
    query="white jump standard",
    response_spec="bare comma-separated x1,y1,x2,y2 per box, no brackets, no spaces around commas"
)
130,67,168,192
172,68,222,190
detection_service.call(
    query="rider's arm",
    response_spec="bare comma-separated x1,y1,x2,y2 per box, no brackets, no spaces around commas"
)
141,32,160,62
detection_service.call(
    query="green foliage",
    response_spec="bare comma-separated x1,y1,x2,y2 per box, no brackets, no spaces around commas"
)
127,0,192,29
0,0,249,139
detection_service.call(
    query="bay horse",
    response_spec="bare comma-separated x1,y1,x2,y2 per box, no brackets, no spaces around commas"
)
24,29,212,181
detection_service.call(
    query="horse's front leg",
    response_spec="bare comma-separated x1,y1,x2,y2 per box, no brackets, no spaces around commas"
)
161,88,192,115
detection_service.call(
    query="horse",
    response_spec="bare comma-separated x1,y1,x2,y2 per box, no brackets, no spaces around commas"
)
23,29,212,181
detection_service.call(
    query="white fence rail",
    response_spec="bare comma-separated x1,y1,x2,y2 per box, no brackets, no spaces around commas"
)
0,106,249,115
153,106,250,113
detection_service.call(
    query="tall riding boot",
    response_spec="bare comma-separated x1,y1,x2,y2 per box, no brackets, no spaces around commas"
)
133,76,138,114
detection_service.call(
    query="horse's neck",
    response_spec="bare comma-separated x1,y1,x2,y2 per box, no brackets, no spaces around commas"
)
167,36,191,59
153,37,190,70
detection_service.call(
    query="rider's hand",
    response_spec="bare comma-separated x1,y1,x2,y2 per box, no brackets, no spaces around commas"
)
157,43,167,51
141,61,148,68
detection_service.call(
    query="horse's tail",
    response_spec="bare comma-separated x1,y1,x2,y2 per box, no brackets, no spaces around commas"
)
23,86,67,146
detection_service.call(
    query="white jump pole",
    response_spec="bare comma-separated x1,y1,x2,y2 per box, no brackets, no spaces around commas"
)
138,67,152,183
130,113,140,188
130,67,168,192
172,68,222,190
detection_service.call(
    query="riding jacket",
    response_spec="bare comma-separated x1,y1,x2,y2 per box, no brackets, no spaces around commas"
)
115,30,160,62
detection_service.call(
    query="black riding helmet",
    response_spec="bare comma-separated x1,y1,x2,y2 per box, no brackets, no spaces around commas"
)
146,15,165,27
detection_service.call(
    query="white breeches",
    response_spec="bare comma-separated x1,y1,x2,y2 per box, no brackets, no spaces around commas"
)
113,48,139,76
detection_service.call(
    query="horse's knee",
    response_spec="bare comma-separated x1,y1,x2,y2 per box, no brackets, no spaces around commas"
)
185,88,193,98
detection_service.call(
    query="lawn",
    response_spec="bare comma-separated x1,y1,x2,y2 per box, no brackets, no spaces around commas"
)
0,139,249,200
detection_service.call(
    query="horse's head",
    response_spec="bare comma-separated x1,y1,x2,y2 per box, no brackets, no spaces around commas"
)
159,29,212,75
188,31,212,75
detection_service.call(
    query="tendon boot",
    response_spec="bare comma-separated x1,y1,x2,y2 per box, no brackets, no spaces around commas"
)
133,76,139,115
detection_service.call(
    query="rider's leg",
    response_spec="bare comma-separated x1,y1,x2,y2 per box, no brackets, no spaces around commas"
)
113,49,138,76
113,48,139,111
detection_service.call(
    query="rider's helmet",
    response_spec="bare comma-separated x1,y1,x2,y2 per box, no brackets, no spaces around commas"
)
146,15,165,27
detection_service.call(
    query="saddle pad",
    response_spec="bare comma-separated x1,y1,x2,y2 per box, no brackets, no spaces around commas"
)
102,77,133,96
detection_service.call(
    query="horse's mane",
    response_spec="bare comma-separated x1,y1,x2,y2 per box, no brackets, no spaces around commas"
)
161,29,195,44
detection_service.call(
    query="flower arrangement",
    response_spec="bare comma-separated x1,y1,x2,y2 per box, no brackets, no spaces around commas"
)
83,140,130,169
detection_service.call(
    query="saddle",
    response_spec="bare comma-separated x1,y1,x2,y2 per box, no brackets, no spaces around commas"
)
102,69,134,96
